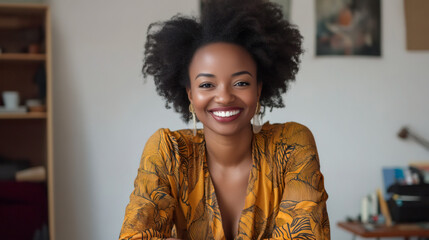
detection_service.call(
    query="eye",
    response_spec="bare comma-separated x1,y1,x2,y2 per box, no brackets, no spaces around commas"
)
234,81,250,87
199,83,214,88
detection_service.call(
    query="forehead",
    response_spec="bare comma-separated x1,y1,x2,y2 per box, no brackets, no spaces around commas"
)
189,42,256,75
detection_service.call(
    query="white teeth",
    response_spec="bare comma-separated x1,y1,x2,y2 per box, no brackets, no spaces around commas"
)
213,110,240,117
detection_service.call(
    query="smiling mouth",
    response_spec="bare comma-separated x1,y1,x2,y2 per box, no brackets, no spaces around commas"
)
212,110,241,118
209,108,242,122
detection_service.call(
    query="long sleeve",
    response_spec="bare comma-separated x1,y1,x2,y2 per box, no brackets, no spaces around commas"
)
119,130,176,240
269,124,330,240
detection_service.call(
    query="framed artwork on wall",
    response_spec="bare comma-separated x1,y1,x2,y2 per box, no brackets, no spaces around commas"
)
315,0,381,56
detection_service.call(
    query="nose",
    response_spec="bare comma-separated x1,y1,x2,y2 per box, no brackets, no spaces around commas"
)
214,84,235,105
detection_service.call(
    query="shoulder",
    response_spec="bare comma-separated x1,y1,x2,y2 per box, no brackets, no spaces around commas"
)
261,121,316,147
145,128,196,153
264,122,321,176
256,122,320,183
143,128,199,164
140,128,196,172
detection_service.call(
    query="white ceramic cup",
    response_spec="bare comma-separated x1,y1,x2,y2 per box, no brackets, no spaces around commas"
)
2,91,20,109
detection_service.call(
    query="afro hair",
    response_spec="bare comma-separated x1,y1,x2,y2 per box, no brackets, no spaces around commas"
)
143,0,303,122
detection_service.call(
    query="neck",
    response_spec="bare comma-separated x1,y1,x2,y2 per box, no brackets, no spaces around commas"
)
204,124,253,168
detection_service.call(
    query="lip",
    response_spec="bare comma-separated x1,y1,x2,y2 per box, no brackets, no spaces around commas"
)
208,107,243,123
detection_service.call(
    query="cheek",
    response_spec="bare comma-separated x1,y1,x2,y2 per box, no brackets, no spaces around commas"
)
190,90,210,112
240,88,259,106
242,93,260,116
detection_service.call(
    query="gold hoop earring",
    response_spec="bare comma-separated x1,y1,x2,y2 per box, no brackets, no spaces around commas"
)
189,104,197,136
252,102,262,134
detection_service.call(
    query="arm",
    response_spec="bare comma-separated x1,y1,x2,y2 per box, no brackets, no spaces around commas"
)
119,130,177,240
268,124,330,240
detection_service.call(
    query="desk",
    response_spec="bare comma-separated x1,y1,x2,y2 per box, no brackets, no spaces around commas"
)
338,221,429,240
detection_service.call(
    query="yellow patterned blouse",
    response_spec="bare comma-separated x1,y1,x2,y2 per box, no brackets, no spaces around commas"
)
120,122,330,240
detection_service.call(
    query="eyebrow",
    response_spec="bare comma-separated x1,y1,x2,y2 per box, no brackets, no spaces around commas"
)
195,71,253,80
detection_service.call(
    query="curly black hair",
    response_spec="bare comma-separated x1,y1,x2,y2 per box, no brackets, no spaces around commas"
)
143,0,303,122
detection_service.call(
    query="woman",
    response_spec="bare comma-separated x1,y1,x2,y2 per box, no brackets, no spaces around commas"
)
120,0,329,239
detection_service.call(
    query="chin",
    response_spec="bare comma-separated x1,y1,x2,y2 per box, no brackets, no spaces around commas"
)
203,121,252,137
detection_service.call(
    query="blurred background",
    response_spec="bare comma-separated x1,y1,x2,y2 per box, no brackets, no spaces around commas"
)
2,0,429,239
47,0,429,239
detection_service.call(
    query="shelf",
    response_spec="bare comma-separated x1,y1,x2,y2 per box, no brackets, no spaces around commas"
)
0,53,46,61
0,3,48,14
0,3,54,239
0,112,46,119
0,4,46,29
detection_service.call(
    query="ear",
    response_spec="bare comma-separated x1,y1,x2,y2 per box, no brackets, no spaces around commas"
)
186,87,193,104
257,82,263,100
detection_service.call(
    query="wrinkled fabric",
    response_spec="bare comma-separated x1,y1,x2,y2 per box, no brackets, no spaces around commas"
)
120,122,330,240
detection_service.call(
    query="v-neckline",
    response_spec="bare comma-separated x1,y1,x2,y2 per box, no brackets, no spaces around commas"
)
201,132,259,240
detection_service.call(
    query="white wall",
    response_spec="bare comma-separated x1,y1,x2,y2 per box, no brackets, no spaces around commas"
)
48,0,429,239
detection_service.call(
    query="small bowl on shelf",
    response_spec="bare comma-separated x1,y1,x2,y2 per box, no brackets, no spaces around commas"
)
28,105,46,112
26,99,46,112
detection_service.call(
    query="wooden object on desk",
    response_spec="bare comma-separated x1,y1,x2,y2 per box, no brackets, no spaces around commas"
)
338,221,429,239
377,188,393,227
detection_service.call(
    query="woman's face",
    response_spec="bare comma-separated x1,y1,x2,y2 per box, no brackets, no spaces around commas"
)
187,42,262,137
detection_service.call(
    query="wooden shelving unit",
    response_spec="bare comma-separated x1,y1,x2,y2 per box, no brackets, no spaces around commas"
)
0,53,46,61
0,3,54,240
0,112,47,119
